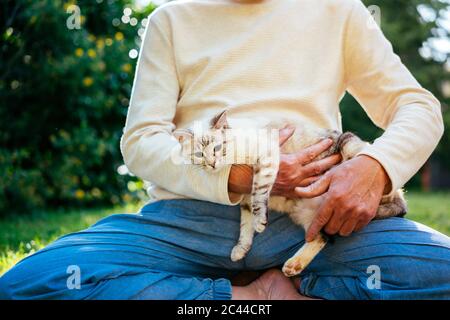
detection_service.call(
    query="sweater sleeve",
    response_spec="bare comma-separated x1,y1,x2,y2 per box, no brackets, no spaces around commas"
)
120,11,239,205
343,0,444,194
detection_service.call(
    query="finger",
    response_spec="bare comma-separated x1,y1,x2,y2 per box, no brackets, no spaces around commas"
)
297,175,321,187
306,199,334,242
301,154,342,177
354,219,371,232
323,210,346,235
295,174,332,198
295,138,334,164
279,127,295,147
338,218,358,237
354,222,364,232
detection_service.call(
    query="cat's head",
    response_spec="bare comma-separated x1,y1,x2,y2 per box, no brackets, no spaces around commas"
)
174,110,229,171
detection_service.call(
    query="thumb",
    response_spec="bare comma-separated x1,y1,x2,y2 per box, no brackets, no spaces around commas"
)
295,174,332,198
279,126,295,147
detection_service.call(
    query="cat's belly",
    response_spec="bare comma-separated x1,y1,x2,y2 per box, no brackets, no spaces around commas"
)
269,196,296,213
268,196,325,230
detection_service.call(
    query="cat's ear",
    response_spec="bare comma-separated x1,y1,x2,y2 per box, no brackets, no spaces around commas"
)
211,110,229,130
173,129,193,143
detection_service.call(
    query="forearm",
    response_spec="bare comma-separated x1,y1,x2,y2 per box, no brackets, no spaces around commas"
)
343,1,444,194
357,103,443,194
122,130,239,205
228,164,253,196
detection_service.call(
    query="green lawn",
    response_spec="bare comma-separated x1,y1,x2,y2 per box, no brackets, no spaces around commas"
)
1,192,449,275
0,203,141,275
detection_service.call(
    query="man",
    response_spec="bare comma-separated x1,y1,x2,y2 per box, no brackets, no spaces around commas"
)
1,0,449,299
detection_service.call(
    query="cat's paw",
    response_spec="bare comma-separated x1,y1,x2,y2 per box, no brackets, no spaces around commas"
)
282,257,304,277
231,245,248,262
253,215,267,233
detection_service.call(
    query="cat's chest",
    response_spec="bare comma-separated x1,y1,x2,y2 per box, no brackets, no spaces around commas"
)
223,133,271,164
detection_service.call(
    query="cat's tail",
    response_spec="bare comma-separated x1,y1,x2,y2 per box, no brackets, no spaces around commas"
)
376,191,408,219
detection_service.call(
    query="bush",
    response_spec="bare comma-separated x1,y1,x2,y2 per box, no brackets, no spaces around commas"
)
1,0,448,215
0,0,155,214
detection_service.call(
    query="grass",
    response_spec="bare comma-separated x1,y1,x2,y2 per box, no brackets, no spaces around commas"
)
0,203,141,275
403,191,450,235
0,192,449,276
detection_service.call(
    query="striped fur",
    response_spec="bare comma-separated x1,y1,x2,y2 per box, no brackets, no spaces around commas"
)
177,111,407,275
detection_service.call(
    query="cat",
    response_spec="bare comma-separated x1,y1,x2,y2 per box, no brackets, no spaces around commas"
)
174,110,407,277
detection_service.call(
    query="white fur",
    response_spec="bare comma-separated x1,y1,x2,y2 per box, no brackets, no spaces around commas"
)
177,112,407,277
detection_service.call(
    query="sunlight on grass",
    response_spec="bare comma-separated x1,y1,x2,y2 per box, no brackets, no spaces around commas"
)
405,192,450,235
0,193,449,276
0,203,142,275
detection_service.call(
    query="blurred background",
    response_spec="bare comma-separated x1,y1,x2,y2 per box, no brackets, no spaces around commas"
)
0,0,449,274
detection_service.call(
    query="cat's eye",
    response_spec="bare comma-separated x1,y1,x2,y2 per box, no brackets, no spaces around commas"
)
214,144,222,152
194,152,203,158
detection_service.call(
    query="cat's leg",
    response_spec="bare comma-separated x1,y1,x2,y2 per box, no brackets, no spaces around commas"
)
231,202,255,262
282,233,328,277
251,157,279,233
337,132,368,161
282,198,328,277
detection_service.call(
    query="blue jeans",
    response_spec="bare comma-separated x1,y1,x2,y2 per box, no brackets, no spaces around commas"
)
0,199,449,299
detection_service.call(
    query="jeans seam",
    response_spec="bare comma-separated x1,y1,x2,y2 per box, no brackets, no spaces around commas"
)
319,252,371,278
302,281,348,299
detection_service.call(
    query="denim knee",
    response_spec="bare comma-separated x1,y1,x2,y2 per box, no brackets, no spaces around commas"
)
0,275,12,300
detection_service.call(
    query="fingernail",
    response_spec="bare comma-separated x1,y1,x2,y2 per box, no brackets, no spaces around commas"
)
295,187,306,195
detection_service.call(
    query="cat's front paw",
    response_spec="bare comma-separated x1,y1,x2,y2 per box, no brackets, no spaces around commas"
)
282,258,304,277
231,245,248,262
253,215,267,233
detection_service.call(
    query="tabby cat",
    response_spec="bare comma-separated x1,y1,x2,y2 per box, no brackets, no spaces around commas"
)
174,111,407,277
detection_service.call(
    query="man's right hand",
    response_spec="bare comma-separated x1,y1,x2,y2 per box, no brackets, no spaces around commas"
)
271,127,342,198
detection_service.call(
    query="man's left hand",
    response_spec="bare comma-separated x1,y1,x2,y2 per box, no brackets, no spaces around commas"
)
295,155,390,241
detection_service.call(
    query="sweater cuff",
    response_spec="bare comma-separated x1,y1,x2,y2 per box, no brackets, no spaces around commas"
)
356,146,400,197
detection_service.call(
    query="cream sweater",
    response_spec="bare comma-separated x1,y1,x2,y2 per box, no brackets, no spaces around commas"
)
120,0,444,205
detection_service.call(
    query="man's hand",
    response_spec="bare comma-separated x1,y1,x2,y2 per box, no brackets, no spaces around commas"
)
295,155,390,241
271,128,342,198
